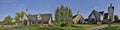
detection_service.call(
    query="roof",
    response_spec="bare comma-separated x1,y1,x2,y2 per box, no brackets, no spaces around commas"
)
27,15,38,22
39,14,52,23
88,10,102,22
88,10,101,18
73,15,77,19
99,11,104,15
26,14,52,23
72,12,85,23
108,3,114,10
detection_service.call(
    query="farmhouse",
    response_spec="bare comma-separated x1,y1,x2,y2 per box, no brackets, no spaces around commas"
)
18,10,52,26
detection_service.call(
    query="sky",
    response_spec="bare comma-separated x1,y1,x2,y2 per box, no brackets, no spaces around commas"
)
0,0,120,21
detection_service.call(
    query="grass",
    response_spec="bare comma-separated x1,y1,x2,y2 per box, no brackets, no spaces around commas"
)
73,24,98,30
1,23,119,30
101,25,120,30
16,26,65,30
101,23,120,30
16,24,97,30
0,27,8,30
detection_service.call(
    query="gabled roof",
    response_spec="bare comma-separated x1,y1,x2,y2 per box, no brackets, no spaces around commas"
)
88,10,101,18
27,15,37,22
73,15,77,19
39,14,52,23
99,11,104,15
26,14,52,23
27,15,37,20
88,10,102,22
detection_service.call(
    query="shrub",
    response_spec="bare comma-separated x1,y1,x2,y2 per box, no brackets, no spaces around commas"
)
61,23,68,27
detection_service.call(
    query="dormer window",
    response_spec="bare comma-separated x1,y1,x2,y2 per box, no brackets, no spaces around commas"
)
37,15,41,20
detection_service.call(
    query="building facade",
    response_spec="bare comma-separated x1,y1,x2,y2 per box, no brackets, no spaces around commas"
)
18,10,53,26
73,11,85,24
88,3,115,24
108,3,114,22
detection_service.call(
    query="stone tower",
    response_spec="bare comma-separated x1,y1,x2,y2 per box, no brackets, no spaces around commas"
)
108,3,114,22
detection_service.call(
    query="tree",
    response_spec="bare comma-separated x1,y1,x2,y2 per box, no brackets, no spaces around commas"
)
2,15,12,25
114,15,119,21
55,5,73,27
14,11,26,25
85,18,88,21
114,15,119,23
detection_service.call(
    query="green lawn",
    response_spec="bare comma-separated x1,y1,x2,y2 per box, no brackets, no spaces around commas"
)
16,24,97,30
73,24,98,30
101,23,120,30
0,27,8,30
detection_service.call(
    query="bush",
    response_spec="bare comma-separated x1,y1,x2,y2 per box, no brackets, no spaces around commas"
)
96,22,102,26
113,20,120,23
61,23,68,27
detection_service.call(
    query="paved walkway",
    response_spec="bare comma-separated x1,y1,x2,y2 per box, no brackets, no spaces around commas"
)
87,25,107,30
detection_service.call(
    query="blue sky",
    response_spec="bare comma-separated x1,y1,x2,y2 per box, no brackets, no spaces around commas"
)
0,0,120,21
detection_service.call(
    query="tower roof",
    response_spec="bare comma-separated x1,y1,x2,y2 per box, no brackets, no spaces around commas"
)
77,11,80,15
110,3,112,7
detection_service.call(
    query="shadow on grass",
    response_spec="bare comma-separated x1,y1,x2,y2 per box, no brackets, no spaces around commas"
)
101,26,120,30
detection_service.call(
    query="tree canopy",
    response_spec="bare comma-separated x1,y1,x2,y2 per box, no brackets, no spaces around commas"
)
114,15,119,21
14,11,26,23
55,5,73,26
2,15,12,25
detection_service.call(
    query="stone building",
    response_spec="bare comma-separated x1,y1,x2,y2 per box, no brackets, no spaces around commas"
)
73,11,85,24
19,10,52,26
88,3,115,24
